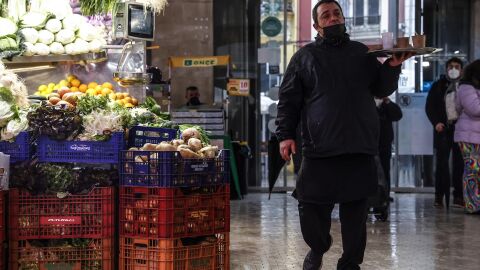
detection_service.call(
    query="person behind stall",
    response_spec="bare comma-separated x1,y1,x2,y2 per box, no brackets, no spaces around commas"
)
453,59,480,213
376,97,403,202
425,57,464,208
275,1,412,269
185,86,203,106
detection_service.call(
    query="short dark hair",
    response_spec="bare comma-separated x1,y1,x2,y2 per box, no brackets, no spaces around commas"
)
460,59,480,88
312,0,344,25
186,86,198,92
446,57,464,69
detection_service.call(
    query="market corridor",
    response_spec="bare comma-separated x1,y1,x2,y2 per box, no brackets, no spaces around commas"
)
230,193,480,270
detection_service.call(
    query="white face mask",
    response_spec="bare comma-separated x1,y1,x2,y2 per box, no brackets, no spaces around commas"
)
448,68,460,80
374,99,383,107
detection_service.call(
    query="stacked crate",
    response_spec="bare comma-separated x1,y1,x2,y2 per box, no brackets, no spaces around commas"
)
7,133,123,270
1,131,34,270
119,127,230,270
0,191,5,270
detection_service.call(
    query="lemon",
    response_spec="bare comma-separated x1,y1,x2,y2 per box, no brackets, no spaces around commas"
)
67,75,76,82
59,80,70,87
86,89,96,96
38,85,48,92
48,83,56,89
102,82,114,90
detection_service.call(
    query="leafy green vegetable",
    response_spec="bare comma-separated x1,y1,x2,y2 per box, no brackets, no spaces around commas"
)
10,160,117,195
27,105,83,141
141,96,170,119
80,0,118,16
0,87,14,103
76,95,109,115
0,17,17,38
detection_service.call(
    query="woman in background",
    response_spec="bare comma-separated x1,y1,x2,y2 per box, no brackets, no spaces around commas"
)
454,59,480,213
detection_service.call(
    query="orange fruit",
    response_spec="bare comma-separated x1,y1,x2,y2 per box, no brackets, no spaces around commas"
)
102,82,114,90
131,98,138,106
123,97,132,104
116,93,124,100
116,100,125,105
108,93,117,100
88,82,98,89
70,86,79,92
78,84,88,92
71,79,81,88
124,103,134,108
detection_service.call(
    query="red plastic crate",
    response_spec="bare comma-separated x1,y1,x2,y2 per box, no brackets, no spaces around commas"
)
9,238,113,270
119,234,229,270
9,187,114,240
0,191,5,270
120,185,230,239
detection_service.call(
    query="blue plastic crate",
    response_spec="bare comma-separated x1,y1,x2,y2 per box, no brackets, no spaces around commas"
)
37,132,124,164
127,126,177,148
0,132,31,163
120,149,230,187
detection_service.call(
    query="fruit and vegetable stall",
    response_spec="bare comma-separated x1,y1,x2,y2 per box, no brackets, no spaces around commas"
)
0,1,230,270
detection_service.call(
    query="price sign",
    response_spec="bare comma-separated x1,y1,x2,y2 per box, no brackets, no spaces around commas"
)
227,79,250,96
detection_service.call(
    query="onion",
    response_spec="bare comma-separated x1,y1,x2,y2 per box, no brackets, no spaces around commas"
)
181,128,200,142
188,138,203,152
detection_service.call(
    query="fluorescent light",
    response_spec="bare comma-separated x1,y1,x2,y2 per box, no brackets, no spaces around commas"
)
454,50,460,54
422,62,430,67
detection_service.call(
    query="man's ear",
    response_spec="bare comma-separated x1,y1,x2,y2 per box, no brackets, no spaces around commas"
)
313,23,320,31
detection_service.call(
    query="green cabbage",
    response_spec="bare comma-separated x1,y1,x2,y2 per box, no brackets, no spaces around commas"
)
0,17,18,38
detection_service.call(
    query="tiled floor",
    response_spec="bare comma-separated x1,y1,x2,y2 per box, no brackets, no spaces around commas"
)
230,193,480,270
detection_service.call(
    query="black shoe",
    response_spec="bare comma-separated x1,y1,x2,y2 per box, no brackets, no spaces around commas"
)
303,250,323,270
434,195,443,208
452,197,464,208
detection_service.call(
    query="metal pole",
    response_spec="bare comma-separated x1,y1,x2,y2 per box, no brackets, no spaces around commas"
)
283,0,288,188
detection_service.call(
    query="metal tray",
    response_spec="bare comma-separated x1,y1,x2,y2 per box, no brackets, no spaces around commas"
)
368,47,442,57
3,50,108,64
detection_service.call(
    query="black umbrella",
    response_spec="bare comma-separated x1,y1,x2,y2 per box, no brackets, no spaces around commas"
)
268,135,286,199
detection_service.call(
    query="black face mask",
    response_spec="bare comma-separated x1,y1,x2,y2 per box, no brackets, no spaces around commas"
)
188,97,201,106
322,23,347,40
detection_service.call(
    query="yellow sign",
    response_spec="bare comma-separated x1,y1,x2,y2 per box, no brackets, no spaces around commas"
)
227,79,250,96
169,56,230,68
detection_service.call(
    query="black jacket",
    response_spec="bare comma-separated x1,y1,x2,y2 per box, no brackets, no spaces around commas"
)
425,75,452,127
377,101,403,151
275,38,401,158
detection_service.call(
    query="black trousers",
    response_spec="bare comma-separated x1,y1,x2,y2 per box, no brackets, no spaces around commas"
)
434,128,463,199
298,199,368,270
378,148,392,196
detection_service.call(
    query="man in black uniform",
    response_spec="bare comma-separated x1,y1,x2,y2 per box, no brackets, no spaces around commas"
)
376,97,403,201
425,57,464,208
275,1,412,269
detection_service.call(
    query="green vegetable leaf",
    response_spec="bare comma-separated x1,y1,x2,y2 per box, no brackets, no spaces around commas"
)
76,95,109,115
0,87,14,103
